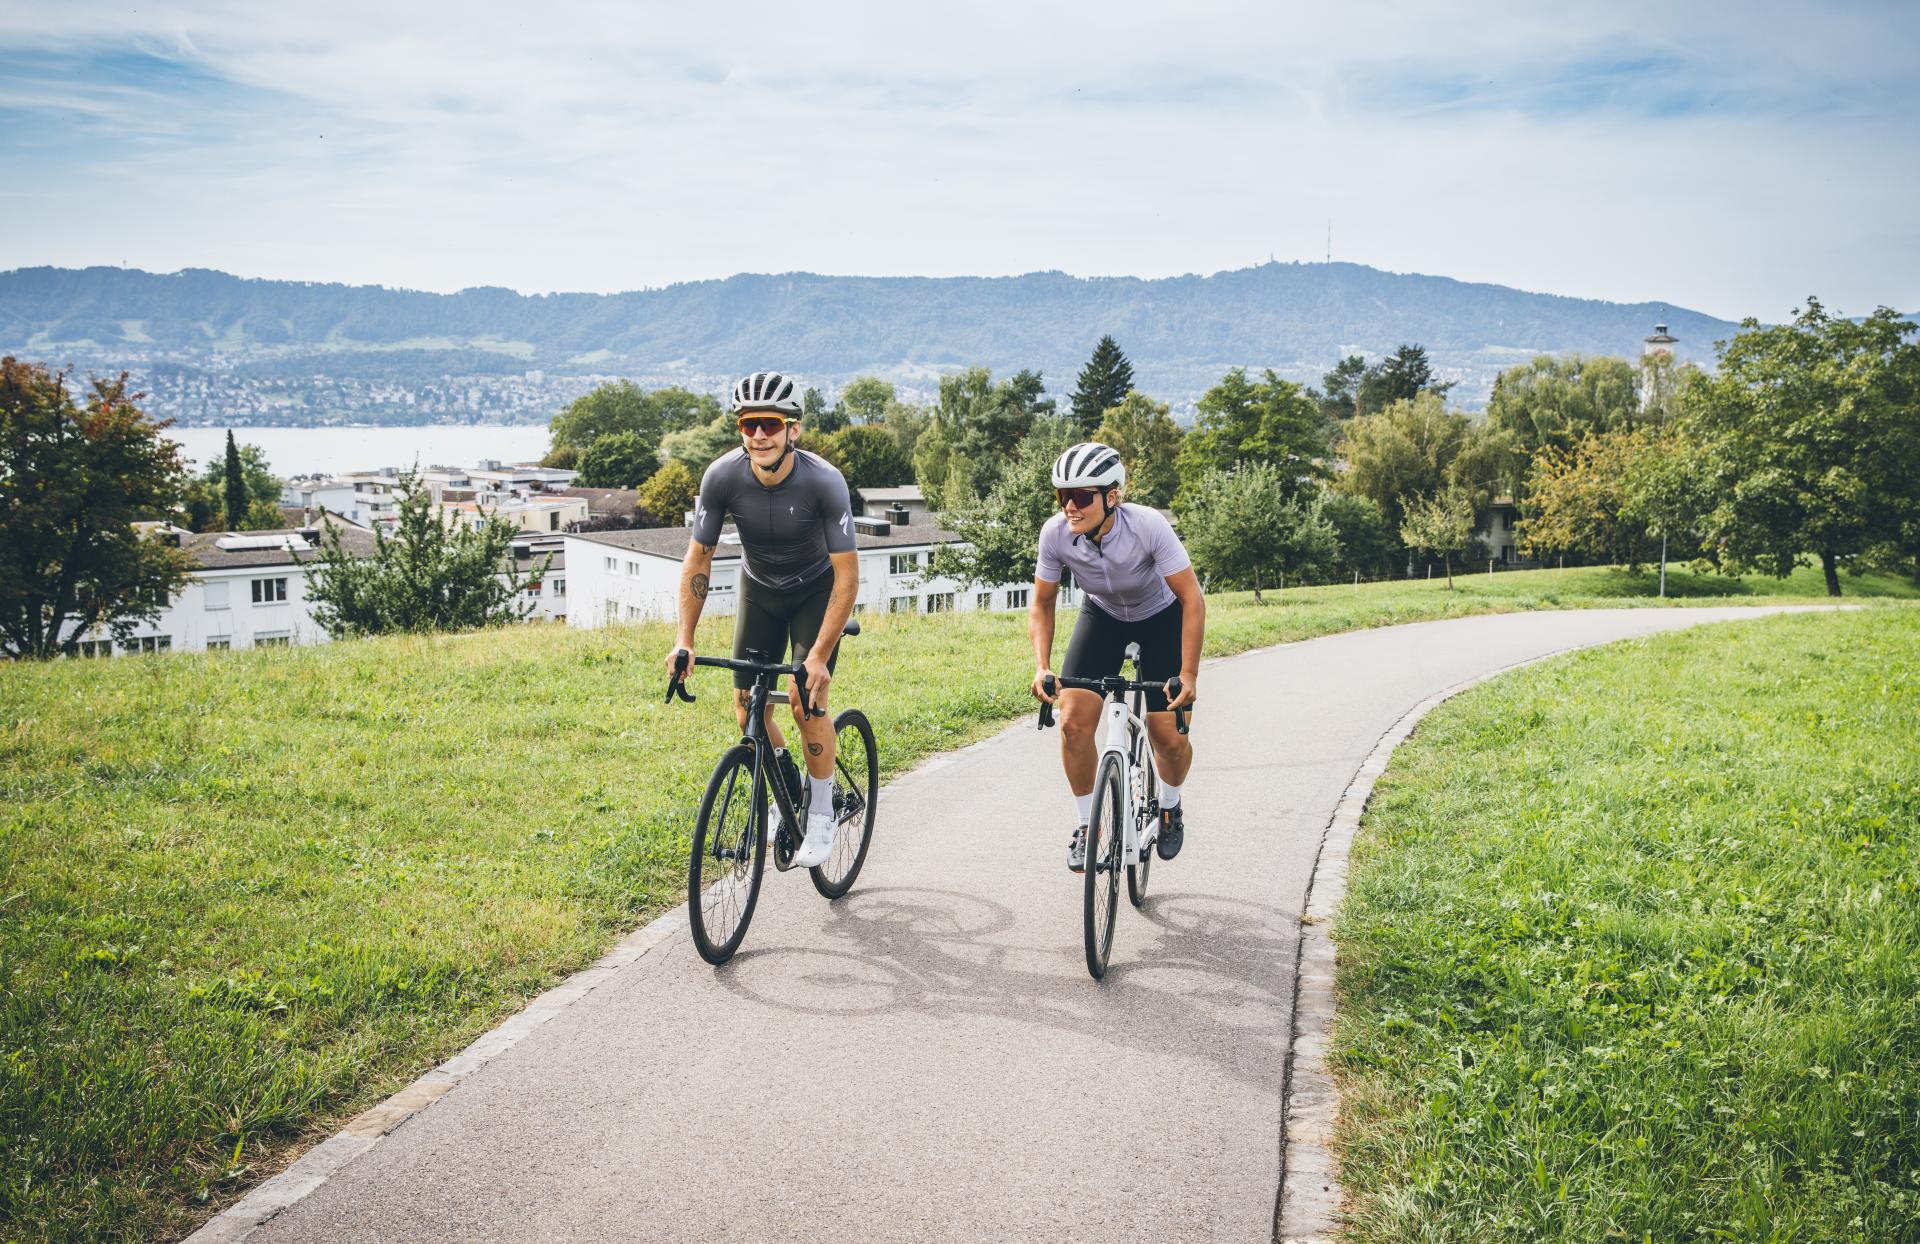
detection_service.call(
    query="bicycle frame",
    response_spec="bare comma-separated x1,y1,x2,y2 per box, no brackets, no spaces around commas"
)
1094,691,1159,867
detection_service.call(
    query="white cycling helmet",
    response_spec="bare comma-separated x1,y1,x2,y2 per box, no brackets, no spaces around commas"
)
1051,442,1126,490
731,370,803,415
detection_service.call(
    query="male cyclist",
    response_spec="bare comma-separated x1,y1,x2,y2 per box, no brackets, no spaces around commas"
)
664,371,859,869
1029,442,1205,872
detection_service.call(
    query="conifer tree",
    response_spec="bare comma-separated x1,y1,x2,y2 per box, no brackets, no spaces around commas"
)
1070,336,1135,434
222,431,246,530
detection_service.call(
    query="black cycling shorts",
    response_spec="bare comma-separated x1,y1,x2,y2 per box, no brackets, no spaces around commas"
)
1061,597,1183,713
733,569,840,691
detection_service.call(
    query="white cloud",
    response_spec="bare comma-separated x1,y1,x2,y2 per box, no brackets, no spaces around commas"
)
1,0,1916,318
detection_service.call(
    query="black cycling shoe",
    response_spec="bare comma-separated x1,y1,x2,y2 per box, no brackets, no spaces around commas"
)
1068,825,1087,873
1156,805,1185,860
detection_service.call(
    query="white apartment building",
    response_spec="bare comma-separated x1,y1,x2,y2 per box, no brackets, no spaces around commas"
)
68,527,569,657
562,520,1073,628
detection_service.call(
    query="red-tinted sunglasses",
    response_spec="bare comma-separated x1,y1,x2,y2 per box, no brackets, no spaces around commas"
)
737,415,793,438
1056,487,1107,510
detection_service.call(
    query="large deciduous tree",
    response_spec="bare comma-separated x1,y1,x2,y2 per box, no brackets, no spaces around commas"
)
1070,336,1135,434
1178,464,1337,600
1485,353,1643,497
659,414,740,473
927,418,1077,589
575,431,662,489
0,359,195,659
1093,391,1184,509
836,376,896,425
1687,300,1920,596
1337,391,1506,533
637,460,700,526
304,467,541,636
549,382,720,455
1175,368,1329,509
1320,492,1397,580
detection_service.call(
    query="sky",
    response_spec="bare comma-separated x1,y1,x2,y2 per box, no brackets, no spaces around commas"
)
2,1,1917,321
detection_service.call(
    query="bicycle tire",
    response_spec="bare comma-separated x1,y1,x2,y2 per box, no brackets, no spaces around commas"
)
810,708,878,900
688,744,766,965
1128,738,1154,908
1083,752,1124,980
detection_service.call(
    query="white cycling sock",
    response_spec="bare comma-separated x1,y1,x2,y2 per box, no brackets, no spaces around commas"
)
1158,781,1183,810
809,775,834,815
1073,792,1094,825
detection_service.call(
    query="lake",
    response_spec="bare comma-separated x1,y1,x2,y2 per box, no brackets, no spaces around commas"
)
166,426,554,478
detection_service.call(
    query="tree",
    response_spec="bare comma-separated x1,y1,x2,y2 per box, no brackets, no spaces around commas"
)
1400,485,1478,589
192,439,282,532
927,418,1077,589
1179,464,1337,600
837,377,896,425
222,431,247,530
637,460,700,526
538,443,580,470
1314,354,1369,429
1336,392,1505,533
1357,344,1453,416
813,425,912,496
1094,391,1184,509
1485,354,1642,497
922,367,1054,502
304,466,540,637
0,359,195,658
1070,336,1135,434
1175,368,1330,509
802,386,845,433
576,431,661,489
1321,492,1397,580
1686,300,1920,596
549,382,720,454
1519,428,1658,570
660,413,740,473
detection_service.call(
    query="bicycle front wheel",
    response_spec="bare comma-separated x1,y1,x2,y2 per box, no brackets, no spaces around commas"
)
1083,752,1125,980
688,745,766,965
810,708,878,900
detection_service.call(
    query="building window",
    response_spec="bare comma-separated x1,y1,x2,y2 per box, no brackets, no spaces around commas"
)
143,585,170,608
604,555,617,572
626,604,645,621
251,577,287,604
927,592,954,613
206,637,232,650
889,596,916,614
122,635,172,654
889,552,921,575
1008,588,1029,609
524,580,542,596
75,639,113,658
256,633,290,648
553,579,566,597
976,591,993,611
626,560,642,576
549,511,560,531
204,580,230,610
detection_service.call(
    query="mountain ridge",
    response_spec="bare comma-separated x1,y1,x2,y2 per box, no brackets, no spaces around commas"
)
0,261,1736,409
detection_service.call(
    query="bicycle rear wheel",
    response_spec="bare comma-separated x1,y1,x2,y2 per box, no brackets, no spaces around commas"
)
810,708,878,899
1127,740,1155,908
688,745,766,965
1083,752,1125,980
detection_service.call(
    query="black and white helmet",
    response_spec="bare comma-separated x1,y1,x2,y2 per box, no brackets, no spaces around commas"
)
1051,442,1126,489
730,371,803,415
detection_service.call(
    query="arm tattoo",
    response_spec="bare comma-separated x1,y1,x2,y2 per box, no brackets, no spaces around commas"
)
691,573,709,600
807,742,823,756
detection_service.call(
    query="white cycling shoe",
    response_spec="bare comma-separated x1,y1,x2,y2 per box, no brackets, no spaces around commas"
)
792,812,836,868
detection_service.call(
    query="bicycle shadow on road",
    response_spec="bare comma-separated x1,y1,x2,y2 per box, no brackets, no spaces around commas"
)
712,886,1301,1091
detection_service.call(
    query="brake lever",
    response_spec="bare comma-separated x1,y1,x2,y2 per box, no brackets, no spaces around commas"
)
665,651,696,704
1166,678,1190,736
1037,674,1056,729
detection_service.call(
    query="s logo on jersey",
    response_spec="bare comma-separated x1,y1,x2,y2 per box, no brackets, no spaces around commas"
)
839,511,851,535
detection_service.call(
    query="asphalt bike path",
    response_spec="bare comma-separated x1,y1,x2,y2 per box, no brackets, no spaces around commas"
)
237,607,1804,1243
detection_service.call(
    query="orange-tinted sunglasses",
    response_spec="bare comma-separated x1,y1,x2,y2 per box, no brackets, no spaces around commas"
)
737,415,794,437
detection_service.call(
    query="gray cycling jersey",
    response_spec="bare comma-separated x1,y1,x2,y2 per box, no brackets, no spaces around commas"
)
1035,502,1190,622
693,448,856,590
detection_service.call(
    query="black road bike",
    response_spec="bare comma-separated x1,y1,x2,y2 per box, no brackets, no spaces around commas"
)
667,620,878,965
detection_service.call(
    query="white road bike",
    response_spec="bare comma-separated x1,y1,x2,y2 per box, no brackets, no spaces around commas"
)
1038,642,1191,980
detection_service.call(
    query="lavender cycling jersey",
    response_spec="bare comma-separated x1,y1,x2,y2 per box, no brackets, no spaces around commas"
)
1035,502,1191,622
693,448,857,590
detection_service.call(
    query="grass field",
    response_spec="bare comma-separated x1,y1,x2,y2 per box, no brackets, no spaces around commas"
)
1331,608,1920,1242
1,564,1914,1240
